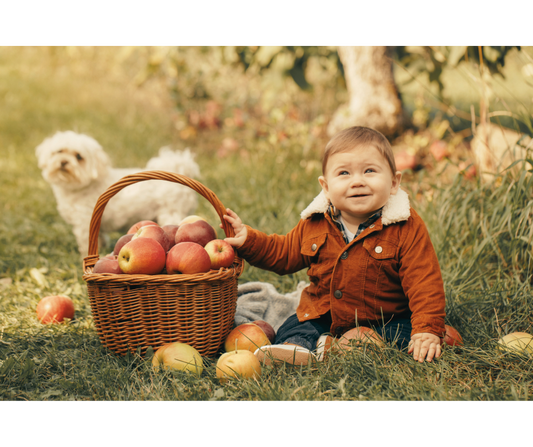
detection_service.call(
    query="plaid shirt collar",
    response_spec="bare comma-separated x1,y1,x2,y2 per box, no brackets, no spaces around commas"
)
328,205,382,244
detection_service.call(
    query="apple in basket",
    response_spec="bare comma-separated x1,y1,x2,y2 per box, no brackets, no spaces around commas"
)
204,239,235,270
37,295,75,324
127,220,158,234
132,224,171,252
152,342,204,376
216,349,262,382
224,323,271,353
113,233,134,255
175,220,216,247
161,224,180,249
118,237,166,274
179,215,208,226
93,256,123,274
166,242,212,274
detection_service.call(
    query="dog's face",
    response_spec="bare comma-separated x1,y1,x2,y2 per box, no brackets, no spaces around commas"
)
36,131,110,190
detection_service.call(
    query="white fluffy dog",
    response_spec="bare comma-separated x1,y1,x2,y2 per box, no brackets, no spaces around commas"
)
36,130,201,256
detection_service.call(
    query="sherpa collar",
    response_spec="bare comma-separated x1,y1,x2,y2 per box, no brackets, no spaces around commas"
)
300,187,411,225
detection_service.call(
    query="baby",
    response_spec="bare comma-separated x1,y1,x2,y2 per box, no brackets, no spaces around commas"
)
224,126,446,364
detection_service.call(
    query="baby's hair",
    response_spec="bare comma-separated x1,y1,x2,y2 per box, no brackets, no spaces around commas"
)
322,126,397,175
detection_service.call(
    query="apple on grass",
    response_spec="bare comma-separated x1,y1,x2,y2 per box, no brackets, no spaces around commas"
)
336,327,385,352
93,256,123,274
224,323,271,353
166,242,211,275
204,239,235,270
498,332,533,354
133,224,171,252
252,320,276,344
216,349,262,382
37,295,75,324
127,220,158,234
175,220,216,247
118,237,166,275
441,324,463,347
152,342,204,375
113,233,134,255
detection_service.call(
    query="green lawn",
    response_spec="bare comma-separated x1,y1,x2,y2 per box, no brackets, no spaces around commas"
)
0,48,532,411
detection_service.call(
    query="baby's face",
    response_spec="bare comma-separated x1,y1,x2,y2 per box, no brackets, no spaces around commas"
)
319,145,402,227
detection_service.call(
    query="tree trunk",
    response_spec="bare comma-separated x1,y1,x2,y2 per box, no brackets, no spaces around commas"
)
328,46,408,138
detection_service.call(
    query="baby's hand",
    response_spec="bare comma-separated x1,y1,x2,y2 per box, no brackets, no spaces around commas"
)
408,332,442,363
222,208,248,248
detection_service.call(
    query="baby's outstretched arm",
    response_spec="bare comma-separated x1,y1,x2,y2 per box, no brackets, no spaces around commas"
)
222,208,248,248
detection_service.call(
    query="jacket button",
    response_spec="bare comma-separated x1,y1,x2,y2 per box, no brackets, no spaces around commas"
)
375,246,383,254
341,251,348,260
334,290,342,299
311,243,317,251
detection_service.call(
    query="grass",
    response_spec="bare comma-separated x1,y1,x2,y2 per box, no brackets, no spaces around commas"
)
1,47,533,406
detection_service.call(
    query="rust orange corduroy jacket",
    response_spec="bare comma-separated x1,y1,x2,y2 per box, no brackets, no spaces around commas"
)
237,188,446,338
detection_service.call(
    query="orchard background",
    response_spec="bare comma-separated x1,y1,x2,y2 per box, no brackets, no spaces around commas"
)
0,44,532,434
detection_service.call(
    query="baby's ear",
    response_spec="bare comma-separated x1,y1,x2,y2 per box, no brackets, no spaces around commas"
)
390,171,402,195
318,176,329,198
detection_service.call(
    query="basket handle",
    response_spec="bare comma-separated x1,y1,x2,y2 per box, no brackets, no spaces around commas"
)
83,170,234,262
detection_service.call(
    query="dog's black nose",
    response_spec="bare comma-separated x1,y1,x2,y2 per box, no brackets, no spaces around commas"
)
61,160,68,168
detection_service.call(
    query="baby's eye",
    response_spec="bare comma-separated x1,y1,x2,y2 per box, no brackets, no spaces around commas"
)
338,170,349,176
365,168,375,174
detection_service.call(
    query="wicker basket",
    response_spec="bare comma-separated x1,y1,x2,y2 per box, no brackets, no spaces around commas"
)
82,171,244,357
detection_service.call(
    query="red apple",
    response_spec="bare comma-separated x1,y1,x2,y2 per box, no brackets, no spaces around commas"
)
204,239,235,269
166,242,211,275
442,324,463,347
152,342,203,375
395,151,417,171
430,140,450,161
224,323,271,353
179,215,207,226
36,295,75,324
216,349,262,383
93,256,123,274
175,220,216,247
337,327,385,351
252,320,276,344
127,220,158,234
118,237,166,274
113,233,134,255
161,225,180,249
459,160,477,179
133,224,171,252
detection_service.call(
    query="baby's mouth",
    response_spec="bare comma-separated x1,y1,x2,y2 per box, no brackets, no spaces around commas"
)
349,194,369,198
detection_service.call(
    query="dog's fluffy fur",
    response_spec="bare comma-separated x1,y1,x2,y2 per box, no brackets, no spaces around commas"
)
36,130,201,256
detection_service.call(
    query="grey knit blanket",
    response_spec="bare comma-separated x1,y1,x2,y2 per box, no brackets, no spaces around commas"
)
235,281,308,331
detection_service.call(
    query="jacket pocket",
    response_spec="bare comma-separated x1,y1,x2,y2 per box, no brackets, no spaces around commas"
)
363,238,397,260
300,233,328,257
301,233,329,298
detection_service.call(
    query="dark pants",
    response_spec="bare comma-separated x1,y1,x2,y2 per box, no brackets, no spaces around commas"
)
275,312,412,352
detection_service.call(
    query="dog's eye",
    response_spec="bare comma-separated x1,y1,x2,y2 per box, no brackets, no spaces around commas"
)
76,153,84,161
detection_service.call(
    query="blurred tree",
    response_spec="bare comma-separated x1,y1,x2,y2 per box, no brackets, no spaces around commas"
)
327,46,408,137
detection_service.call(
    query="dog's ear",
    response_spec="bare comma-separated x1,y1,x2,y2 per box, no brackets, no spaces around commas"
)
35,139,49,169
89,143,111,180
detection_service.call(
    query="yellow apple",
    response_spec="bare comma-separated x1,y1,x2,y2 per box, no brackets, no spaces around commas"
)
152,342,204,375
498,332,533,354
224,323,271,353
216,350,261,382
